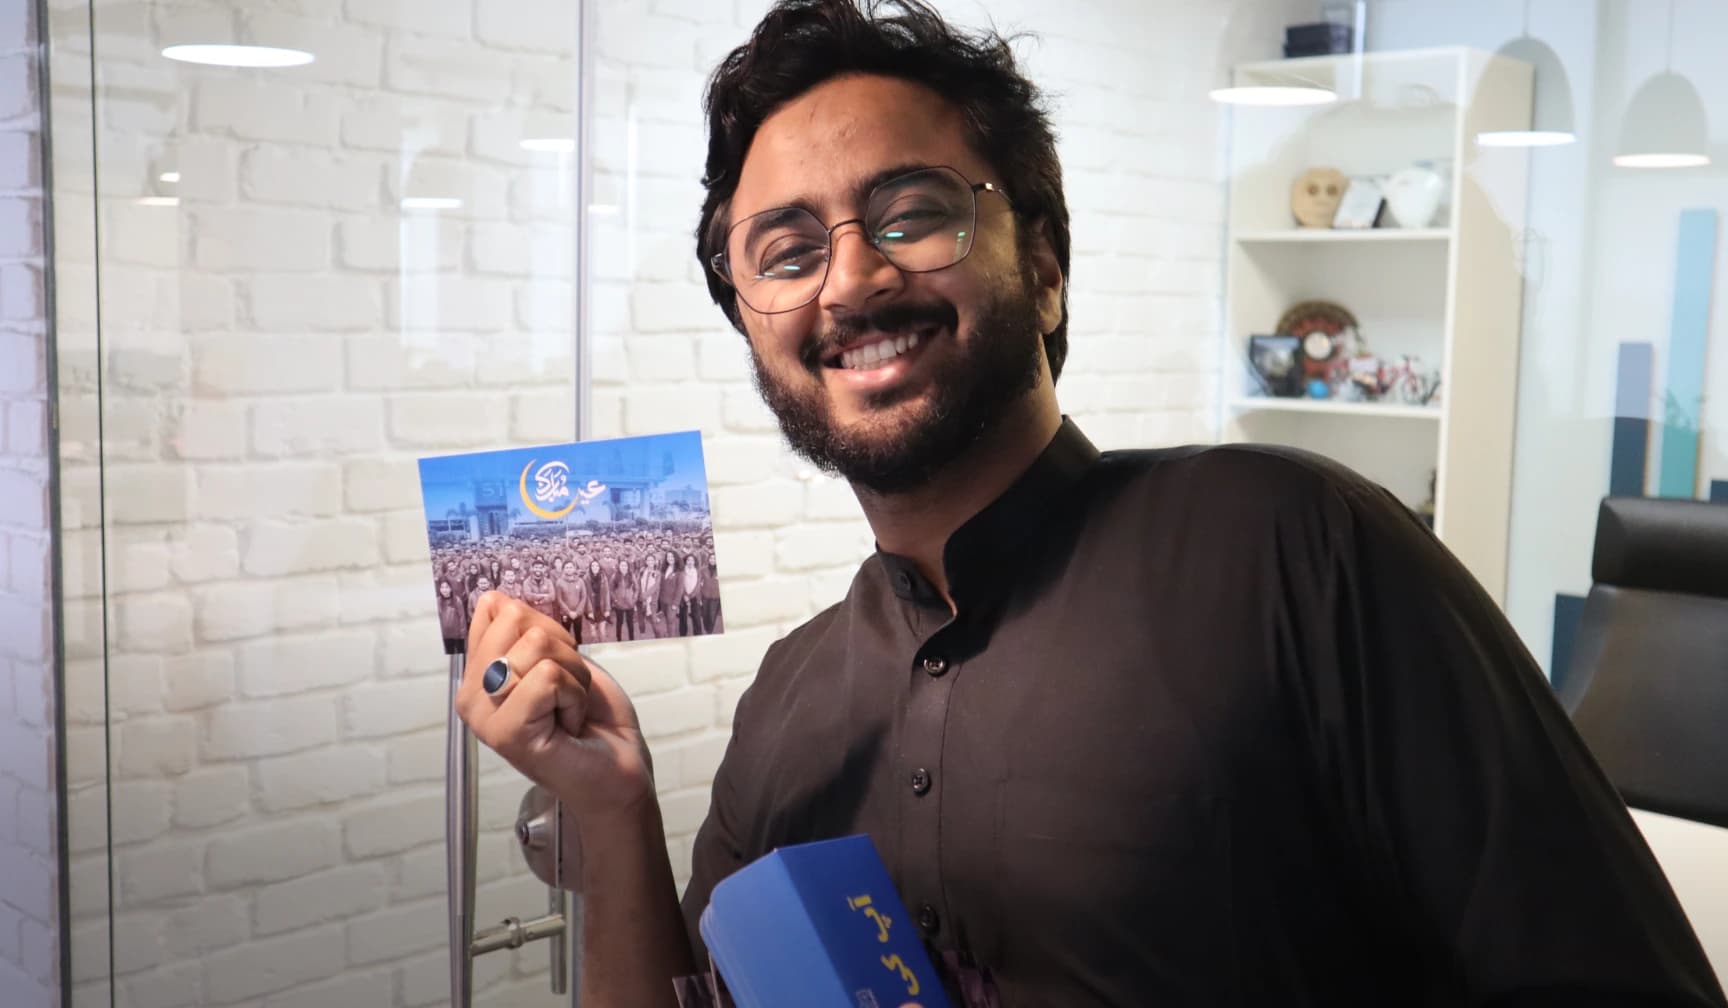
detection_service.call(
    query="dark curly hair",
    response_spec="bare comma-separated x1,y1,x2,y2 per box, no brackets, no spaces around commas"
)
695,0,1071,381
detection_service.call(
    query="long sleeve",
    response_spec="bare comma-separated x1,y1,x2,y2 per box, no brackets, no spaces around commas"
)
1297,474,1726,1006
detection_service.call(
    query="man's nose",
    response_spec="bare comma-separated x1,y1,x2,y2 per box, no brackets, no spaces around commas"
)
818,221,902,313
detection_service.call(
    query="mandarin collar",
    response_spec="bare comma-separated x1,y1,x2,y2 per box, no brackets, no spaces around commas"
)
879,418,1100,608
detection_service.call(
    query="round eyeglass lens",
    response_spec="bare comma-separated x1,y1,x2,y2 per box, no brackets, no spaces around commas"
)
724,166,981,314
727,208,831,314
865,167,977,272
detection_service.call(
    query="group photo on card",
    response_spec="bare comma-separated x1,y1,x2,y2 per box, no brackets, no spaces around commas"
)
417,431,724,652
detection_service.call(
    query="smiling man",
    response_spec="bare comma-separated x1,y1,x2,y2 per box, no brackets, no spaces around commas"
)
454,2,1727,1006
713,90,1060,501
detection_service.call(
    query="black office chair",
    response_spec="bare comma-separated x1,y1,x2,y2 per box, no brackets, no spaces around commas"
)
1558,496,1728,830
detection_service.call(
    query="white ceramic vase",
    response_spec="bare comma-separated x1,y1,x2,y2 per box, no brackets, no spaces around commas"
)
1383,165,1446,229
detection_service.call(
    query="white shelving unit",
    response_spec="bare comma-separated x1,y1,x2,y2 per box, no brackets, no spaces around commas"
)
1226,397,1442,421
1234,227,1452,244
1218,47,1532,603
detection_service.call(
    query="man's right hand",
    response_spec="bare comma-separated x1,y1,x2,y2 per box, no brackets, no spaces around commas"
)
456,592,655,830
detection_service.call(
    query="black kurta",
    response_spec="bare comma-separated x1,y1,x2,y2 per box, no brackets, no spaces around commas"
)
683,420,1725,1006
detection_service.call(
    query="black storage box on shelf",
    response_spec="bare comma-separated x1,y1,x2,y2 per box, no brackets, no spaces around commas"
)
1283,21,1353,57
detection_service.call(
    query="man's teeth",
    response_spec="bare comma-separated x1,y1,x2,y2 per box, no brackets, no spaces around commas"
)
840,331,923,370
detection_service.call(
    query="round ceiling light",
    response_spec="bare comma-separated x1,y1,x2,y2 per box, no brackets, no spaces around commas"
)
1476,130,1576,148
1208,85,1336,107
401,197,464,211
1613,152,1711,168
161,45,315,68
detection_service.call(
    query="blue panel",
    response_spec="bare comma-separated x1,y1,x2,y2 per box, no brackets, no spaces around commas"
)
1657,209,1718,498
1549,593,1587,692
1712,480,1728,504
1609,342,1654,497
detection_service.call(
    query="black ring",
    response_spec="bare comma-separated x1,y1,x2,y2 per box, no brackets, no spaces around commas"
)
482,657,511,695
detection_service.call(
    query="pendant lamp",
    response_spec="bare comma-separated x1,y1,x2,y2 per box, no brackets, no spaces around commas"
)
1613,0,1710,168
1477,3,1576,148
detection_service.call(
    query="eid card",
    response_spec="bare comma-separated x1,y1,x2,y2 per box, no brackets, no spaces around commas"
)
417,431,723,654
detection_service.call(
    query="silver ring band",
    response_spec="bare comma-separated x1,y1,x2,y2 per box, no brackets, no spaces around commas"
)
482,656,511,695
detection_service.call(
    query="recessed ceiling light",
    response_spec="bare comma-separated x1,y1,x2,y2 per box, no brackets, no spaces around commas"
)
1209,85,1336,107
1476,130,1577,148
520,138,576,153
161,44,315,68
401,197,463,210
158,171,181,183
136,196,180,207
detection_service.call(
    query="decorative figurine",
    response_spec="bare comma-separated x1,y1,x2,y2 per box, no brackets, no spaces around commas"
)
1290,166,1347,228
1346,354,1385,401
1276,299,1360,397
1383,163,1446,228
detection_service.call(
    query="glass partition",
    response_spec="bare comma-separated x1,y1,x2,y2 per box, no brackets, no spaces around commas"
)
47,0,1727,1002
50,0,587,1002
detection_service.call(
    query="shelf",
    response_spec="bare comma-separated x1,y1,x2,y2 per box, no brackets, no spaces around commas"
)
1228,396,1441,420
1234,46,1471,76
1235,228,1451,245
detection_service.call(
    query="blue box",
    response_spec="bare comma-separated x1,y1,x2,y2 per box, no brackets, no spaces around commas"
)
700,835,951,1008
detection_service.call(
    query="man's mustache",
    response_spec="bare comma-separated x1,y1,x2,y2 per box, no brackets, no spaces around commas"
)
800,302,959,369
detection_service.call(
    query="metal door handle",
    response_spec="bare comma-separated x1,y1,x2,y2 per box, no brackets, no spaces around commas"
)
449,655,581,1006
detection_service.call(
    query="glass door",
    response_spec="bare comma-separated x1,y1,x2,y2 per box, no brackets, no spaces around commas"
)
49,1,586,1003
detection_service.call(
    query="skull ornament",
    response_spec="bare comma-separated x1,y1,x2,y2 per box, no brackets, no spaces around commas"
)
1290,166,1346,228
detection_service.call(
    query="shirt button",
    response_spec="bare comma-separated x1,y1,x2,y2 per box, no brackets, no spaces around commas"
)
922,655,947,677
894,571,912,593
918,903,941,935
910,769,932,795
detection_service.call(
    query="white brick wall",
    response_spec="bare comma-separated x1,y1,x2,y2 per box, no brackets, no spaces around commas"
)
43,0,1312,1004
0,0,57,1002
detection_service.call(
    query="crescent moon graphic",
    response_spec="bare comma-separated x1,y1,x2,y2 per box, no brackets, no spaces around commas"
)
518,460,580,520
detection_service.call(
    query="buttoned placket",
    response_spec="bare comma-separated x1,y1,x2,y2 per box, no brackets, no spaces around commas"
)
897,586,962,952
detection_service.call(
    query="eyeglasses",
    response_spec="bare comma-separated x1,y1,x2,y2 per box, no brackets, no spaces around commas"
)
710,165,1009,315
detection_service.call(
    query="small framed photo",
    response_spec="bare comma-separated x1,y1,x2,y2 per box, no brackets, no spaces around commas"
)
1331,176,1385,229
1247,334,1303,397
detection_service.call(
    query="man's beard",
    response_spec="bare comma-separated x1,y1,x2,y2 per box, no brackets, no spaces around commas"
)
749,268,1044,495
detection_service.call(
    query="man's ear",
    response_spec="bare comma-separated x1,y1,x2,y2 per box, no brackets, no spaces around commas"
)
1023,216,1064,336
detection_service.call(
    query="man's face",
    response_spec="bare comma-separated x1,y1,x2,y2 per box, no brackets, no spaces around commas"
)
477,576,491,592
502,570,517,585
725,74,1062,494
532,562,546,579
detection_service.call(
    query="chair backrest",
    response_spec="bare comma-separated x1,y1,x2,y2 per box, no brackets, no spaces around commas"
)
1560,496,1728,830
